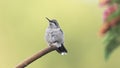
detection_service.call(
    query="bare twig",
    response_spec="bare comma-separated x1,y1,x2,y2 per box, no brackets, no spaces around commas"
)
15,45,57,68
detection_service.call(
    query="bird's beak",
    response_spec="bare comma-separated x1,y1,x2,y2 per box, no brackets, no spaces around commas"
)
46,17,51,22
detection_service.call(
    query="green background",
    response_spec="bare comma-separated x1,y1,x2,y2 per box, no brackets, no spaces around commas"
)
0,0,120,68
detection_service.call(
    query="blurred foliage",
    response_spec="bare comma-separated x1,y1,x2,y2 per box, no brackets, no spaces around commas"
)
0,0,120,68
103,24,120,60
99,0,120,60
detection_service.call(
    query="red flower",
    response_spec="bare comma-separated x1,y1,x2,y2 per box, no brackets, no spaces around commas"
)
99,23,111,36
110,16,120,27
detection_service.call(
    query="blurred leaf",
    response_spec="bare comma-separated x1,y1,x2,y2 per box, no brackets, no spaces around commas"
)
111,0,120,4
104,24,120,60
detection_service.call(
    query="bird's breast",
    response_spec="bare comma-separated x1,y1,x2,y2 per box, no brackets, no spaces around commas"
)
45,28,63,43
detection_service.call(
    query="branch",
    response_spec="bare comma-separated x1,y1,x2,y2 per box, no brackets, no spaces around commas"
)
15,45,57,68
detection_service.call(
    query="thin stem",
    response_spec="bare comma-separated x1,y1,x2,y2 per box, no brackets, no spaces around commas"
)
15,45,57,68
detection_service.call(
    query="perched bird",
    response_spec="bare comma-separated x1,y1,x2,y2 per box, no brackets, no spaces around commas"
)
45,17,67,55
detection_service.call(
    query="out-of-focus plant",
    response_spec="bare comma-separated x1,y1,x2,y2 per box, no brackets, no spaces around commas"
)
99,0,120,60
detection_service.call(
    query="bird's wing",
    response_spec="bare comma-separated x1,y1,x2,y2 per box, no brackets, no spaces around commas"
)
52,28,64,43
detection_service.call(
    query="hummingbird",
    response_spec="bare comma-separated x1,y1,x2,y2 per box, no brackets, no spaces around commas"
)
45,17,67,55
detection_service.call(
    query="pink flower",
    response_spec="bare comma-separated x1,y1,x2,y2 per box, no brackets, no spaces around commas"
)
103,5,118,21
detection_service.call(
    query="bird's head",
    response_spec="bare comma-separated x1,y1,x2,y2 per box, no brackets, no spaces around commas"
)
46,17,60,28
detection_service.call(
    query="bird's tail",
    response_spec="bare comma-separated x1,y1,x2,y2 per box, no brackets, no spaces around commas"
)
56,44,68,55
